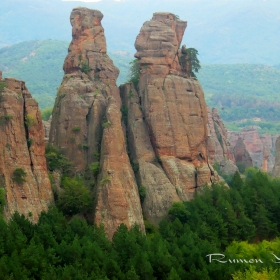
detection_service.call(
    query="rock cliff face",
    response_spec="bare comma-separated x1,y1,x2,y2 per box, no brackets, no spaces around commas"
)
272,137,280,177
120,12,218,223
0,77,53,221
49,9,221,235
49,7,144,238
207,107,237,175
233,137,253,168
228,128,278,172
42,116,51,142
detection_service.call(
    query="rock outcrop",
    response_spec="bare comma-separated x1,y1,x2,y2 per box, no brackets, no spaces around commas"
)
49,7,144,238
228,128,278,172
121,12,218,223
0,77,53,221
272,136,280,177
207,107,237,175
42,116,51,142
233,137,253,168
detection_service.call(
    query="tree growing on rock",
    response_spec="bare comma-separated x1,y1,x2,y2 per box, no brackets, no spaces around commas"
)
180,45,201,79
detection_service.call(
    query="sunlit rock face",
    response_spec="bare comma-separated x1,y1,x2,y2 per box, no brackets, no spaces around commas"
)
120,12,218,224
0,77,53,222
49,7,144,239
207,107,237,175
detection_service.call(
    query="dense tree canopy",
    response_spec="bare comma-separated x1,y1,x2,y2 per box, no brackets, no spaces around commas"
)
0,169,280,279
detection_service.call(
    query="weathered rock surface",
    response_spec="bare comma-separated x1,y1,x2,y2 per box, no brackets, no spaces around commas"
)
120,12,218,223
94,97,145,237
233,137,253,168
0,77,53,221
207,107,237,175
228,128,279,172
120,83,180,224
49,7,119,171
42,115,51,142
272,137,280,177
49,7,144,238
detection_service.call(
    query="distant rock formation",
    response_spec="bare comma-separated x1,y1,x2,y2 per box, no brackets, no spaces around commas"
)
49,7,144,238
0,76,53,221
228,128,279,172
233,137,253,169
42,116,51,142
207,107,237,175
272,136,280,177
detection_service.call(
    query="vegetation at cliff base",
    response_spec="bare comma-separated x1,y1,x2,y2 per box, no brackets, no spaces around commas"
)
1,169,280,279
45,144,72,174
0,188,6,213
57,176,92,215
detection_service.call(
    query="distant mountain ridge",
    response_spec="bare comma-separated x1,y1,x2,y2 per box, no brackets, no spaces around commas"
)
1,0,280,65
1,39,280,134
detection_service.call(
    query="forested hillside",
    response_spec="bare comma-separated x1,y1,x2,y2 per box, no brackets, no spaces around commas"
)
1,40,280,134
0,40,68,108
197,64,280,134
1,168,280,279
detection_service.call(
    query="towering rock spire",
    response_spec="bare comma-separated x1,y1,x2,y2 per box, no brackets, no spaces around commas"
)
121,12,218,223
49,7,144,238
50,7,120,171
0,77,53,221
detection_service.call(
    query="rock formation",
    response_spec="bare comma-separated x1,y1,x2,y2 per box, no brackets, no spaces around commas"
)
233,137,253,169
228,128,278,172
121,12,218,223
207,107,237,175
272,136,280,177
0,76,53,221
49,7,144,238
48,9,223,235
42,116,51,142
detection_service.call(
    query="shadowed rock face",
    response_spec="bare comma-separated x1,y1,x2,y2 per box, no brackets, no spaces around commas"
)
49,7,144,238
42,116,51,143
272,137,280,177
233,138,253,168
121,12,218,223
0,77,53,222
207,107,237,175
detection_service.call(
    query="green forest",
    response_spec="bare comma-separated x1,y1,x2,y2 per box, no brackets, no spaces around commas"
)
1,144,280,280
1,40,280,134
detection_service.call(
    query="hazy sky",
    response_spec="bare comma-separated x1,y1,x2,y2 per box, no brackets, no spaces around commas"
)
1,0,279,64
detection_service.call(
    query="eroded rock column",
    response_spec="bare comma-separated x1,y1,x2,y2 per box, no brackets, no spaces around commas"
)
49,7,144,238
0,77,53,221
